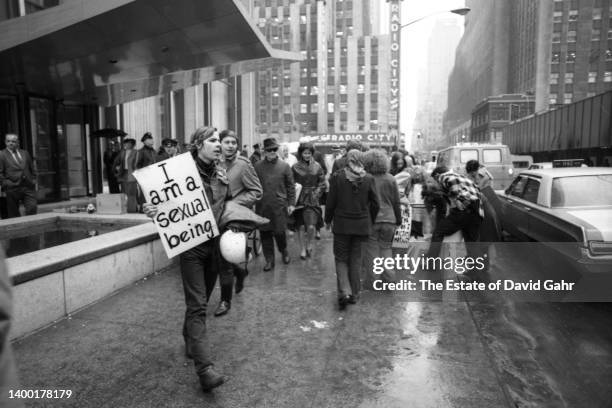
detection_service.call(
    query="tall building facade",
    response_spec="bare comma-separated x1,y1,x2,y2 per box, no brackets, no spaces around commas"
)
444,0,612,145
252,0,392,145
412,18,461,151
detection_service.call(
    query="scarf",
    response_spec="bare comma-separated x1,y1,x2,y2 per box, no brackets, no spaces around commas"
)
343,150,366,186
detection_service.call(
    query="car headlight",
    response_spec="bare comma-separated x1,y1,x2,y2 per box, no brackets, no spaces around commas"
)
588,241,612,255
508,168,514,175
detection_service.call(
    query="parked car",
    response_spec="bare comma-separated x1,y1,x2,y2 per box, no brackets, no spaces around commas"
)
528,162,553,170
497,167,612,273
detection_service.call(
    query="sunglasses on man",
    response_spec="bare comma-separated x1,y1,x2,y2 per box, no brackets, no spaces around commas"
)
265,147,278,152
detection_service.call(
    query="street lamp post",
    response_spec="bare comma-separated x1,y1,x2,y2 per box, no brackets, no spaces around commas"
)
390,5,470,150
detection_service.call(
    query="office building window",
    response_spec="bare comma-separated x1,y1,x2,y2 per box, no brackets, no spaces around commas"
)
566,51,576,62
589,72,598,82
605,71,612,82
564,93,573,103
311,103,318,112
567,30,577,42
549,94,558,104
565,73,574,83
553,11,562,22
552,32,561,43
552,52,560,63
550,73,559,84
593,29,601,41
328,103,334,113
300,104,307,113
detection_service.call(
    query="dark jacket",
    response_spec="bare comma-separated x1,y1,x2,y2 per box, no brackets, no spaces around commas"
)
219,155,262,208
331,155,348,174
0,148,36,190
193,156,230,228
372,173,402,225
249,151,262,166
254,157,295,233
292,159,325,208
136,145,157,169
325,170,380,236
112,149,138,182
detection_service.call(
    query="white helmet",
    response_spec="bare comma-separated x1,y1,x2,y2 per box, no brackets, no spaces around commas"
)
219,230,249,265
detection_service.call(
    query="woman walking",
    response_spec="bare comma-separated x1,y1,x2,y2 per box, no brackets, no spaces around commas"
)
362,149,402,288
325,150,379,309
292,142,326,259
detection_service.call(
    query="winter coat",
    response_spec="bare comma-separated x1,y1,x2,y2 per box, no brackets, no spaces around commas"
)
325,170,380,236
219,155,262,208
254,157,296,233
136,146,157,169
292,159,325,209
371,173,402,225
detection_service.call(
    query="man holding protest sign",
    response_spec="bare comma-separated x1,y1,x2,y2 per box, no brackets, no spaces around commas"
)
141,126,228,392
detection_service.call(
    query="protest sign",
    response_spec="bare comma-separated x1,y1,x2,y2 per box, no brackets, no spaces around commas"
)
133,153,219,258
392,203,412,248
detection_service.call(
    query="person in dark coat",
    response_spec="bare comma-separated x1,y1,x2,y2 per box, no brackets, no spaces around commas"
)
103,140,120,193
0,133,37,218
155,138,178,162
325,149,380,309
249,143,262,166
112,138,139,213
292,142,325,259
135,132,157,211
466,160,501,274
254,138,295,271
362,149,402,288
143,126,228,392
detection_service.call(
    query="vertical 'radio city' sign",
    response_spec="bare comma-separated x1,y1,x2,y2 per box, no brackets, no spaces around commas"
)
389,0,401,127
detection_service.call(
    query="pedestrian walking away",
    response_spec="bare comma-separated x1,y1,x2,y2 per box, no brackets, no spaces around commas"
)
254,138,295,271
325,149,379,310
143,126,228,392
0,133,37,218
291,142,325,260
362,149,402,289
214,129,263,317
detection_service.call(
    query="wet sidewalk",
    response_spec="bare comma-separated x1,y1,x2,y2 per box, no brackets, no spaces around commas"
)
12,232,612,407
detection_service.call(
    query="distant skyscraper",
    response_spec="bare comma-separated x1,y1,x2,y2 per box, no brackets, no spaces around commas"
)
412,18,461,151
444,0,612,144
251,0,392,144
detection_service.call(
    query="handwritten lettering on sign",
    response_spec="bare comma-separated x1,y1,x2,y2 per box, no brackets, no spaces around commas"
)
133,153,219,258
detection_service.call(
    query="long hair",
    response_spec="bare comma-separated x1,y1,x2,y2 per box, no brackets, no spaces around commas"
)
189,126,217,156
389,152,406,176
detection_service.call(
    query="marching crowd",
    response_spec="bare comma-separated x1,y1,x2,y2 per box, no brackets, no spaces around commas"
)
133,126,498,393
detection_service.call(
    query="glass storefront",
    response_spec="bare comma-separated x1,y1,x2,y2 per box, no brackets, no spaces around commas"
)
29,97,60,202
0,96,18,145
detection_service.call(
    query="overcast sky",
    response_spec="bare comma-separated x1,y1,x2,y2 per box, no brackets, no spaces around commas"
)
379,0,466,148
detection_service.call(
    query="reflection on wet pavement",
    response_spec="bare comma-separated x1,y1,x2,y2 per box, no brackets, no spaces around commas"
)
12,233,612,407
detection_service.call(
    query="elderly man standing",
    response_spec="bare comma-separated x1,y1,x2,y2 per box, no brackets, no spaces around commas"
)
0,133,37,218
214,129,262,317
254,138,295,271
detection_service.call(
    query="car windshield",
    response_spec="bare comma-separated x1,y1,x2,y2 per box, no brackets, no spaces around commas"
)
551,175,612,207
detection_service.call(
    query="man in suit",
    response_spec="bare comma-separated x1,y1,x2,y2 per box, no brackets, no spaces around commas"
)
0,133,37,218
112,137,139,213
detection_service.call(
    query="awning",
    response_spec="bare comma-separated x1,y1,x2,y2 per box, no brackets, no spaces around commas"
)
0,0,302,106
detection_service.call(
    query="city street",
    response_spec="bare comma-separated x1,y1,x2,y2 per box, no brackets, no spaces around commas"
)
12,231,612,408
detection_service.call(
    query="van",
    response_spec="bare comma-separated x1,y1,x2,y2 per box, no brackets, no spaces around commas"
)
436,143,514,190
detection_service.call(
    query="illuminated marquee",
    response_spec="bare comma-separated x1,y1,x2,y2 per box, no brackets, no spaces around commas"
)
305,133,397,146
389,0,401,127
